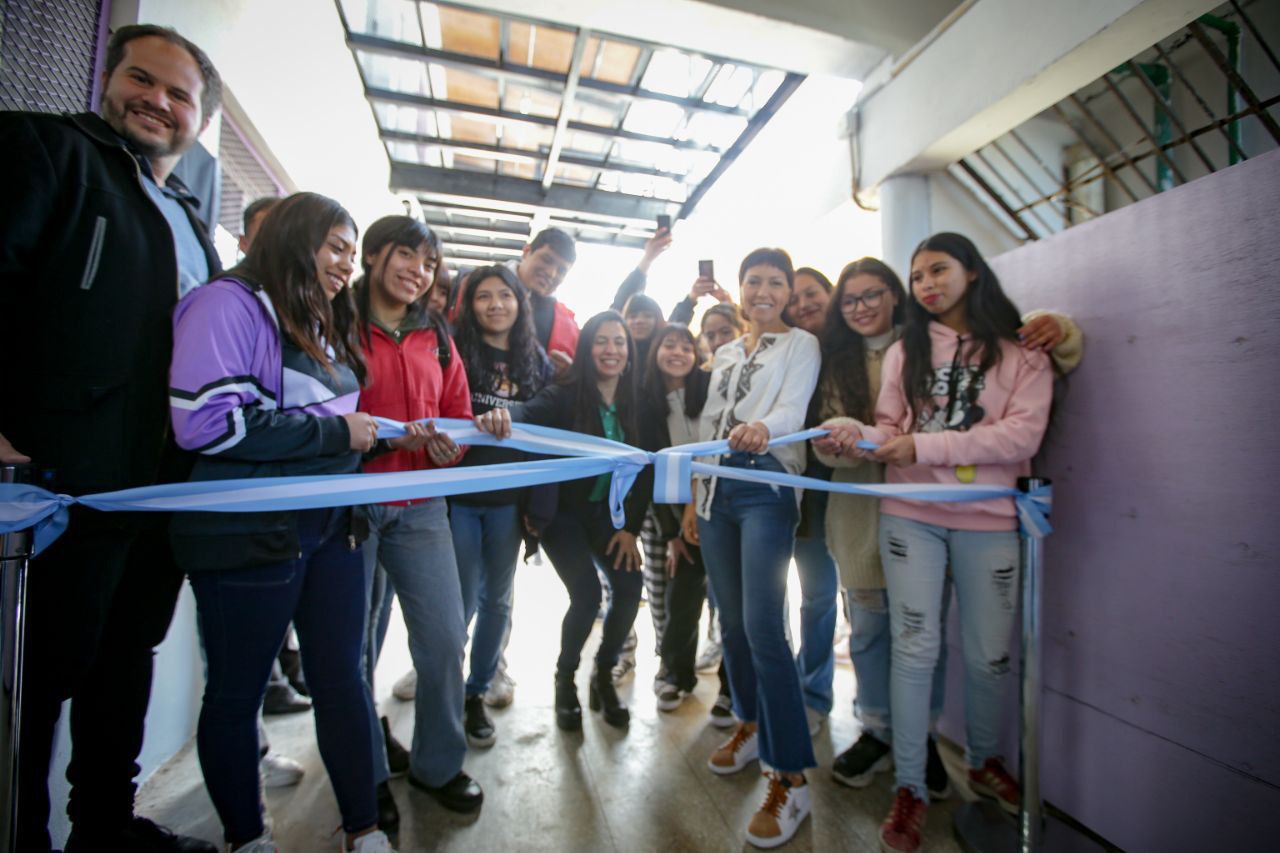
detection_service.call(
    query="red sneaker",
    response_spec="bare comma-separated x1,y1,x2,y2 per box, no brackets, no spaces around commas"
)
968,757,1021,815
878,786,927,853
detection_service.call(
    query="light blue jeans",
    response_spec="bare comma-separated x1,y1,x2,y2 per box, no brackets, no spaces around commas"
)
362,500,467,787
698,452,816,773
449,500,522,697
880,514,1020,800
793,487,838,716
846,583,949,741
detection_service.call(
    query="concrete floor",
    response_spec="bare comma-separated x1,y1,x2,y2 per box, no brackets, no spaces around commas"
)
137,554,976,852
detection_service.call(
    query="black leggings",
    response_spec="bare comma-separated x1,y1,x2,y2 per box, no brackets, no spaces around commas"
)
540,502,644,678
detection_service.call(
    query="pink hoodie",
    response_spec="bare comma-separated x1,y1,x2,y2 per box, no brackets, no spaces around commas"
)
862,321,1053,531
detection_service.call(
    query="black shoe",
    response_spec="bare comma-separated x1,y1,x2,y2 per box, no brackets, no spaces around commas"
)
262,682,312,715
382,715,410,777
376,781,401,832
464,694,496,748
832,732,892,789
409,770,484,814
926,736,952,799
588,667,630,727
554,675,582,731
66,816,217,853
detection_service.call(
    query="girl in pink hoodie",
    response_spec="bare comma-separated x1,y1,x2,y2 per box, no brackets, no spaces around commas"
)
830,233,1053,853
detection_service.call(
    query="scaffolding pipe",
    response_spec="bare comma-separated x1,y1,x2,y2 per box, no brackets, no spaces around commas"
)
1152,41,1249,163
1190,20,1280,146
1126,61,1216,175
1102,71,1186,188
1199,13,1245,164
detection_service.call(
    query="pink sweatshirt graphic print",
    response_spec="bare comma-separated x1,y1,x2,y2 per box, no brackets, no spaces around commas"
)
862,321,1053,531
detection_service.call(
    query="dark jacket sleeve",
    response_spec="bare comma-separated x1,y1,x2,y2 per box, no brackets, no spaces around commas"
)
508,382,573,430
669,296,696,324
611,267,647,311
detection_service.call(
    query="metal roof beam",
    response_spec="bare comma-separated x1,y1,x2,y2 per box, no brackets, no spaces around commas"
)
543,28,590,191
368,88,724,152
392,161,673,222
677,72,805,219
349,33,748,117
380,128,688,179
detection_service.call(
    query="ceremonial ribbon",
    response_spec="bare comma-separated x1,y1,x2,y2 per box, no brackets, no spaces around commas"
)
1,419,1050,556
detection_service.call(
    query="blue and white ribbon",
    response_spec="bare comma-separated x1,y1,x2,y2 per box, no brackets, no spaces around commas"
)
0,420,1051,556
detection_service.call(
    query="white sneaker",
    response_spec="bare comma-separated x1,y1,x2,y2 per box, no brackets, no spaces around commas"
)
806,706,827,737
708,724,759,775
347,829,396,852
484,666,515,708
260,751,304,788
709,694,737,728
655,682,687,712
746,772,811,849
228,832,276,853
391,669,417,702
695,640,722,673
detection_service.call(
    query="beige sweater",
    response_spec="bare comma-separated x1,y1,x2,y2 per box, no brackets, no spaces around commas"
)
813,339,894,591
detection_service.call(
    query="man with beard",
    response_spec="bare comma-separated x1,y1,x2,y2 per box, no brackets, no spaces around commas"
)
0,24,222,853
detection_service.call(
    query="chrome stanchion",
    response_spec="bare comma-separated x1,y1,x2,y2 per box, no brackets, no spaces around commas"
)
954,477,1100,853
0,464,33,853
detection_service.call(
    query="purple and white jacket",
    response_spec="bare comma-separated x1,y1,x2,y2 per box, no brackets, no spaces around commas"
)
167,276,363,571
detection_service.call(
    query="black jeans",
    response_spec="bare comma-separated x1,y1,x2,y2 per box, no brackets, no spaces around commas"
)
660,540,709,692
18,509,184,851
540,502,644,678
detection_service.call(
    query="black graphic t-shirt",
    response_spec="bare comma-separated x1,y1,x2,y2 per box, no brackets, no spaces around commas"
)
454,342,537,506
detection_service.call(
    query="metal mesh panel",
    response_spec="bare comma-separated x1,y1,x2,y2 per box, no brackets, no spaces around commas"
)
218,115,284,236
0,0,103,113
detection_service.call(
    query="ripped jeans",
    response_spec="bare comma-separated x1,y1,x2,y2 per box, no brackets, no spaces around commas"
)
880,514,1020,801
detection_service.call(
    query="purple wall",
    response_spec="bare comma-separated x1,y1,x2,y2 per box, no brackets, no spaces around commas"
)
935,148,1280,850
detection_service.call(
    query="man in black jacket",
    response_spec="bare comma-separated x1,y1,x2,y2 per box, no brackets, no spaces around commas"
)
0,25,223,853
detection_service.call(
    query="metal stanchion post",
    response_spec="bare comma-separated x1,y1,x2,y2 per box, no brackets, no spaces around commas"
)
0,464,33,853
954,477,1101,853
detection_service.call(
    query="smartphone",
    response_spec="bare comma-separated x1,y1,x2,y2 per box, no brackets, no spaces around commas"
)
698,259,714,280
656,214,671,232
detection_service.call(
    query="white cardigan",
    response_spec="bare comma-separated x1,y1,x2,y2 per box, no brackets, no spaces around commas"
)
695,327,821,518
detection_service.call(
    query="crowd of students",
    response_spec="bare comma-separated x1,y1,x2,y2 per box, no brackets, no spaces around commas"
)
160,181,1082,851
0,23,1088,853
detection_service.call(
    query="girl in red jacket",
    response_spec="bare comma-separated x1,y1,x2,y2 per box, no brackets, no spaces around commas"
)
354,217,481,827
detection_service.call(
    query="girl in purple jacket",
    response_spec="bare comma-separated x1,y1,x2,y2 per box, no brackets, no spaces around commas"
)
169,192,396,853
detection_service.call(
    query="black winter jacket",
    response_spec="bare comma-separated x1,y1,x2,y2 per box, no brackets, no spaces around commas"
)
510,383,657,535
0,111,221,496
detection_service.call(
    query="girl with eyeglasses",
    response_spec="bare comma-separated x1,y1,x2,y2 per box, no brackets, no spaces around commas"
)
827,234,1063,853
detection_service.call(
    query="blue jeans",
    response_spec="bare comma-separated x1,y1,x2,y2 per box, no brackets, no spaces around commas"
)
191,510,376,844
793,488,838,715
698,453,816,773
846,584,949,740
880,514,1020,800
362,500,467,787
450,500,523,696
540,501,644,677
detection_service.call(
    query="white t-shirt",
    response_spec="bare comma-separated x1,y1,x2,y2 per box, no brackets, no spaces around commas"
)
695,327,820,518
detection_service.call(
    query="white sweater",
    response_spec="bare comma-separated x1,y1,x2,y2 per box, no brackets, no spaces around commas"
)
695,327,821,518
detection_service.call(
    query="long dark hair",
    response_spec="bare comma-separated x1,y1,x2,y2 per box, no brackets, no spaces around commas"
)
567,310,638,440
812,257,907,423
641,324,710,419
228,191,366,384
352,215,453,367
901,233,1022,428
453,264,551,402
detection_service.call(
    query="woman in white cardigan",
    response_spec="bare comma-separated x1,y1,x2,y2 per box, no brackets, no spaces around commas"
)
683,247,821,849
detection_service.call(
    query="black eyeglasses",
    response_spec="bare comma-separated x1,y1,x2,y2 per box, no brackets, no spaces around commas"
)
840,288,889,311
